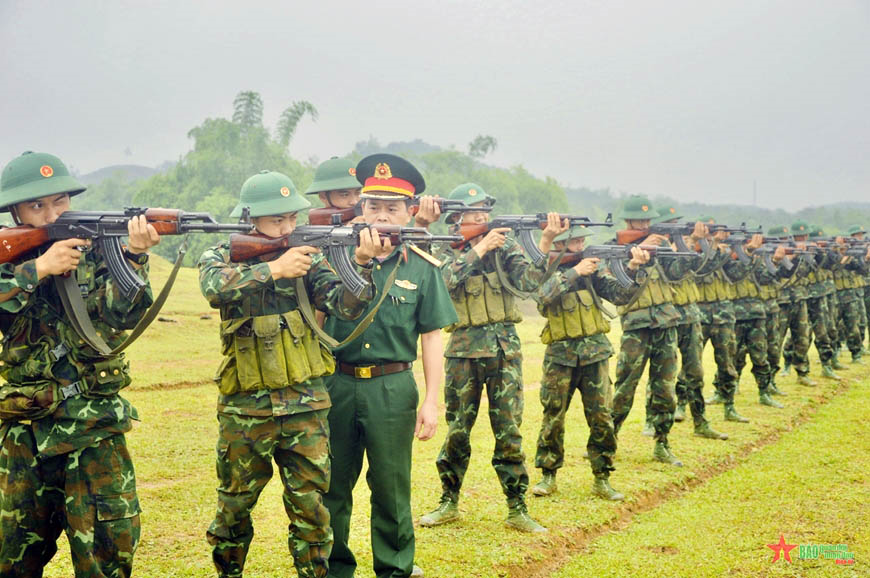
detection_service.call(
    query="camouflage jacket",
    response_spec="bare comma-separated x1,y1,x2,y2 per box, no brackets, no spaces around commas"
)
441,236,546,359
613,250,694,332
198,243,373,417
0,248,153,456
695,247,745,325
535,264,635,367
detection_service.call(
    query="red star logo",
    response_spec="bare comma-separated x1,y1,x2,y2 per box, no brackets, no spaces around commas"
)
767,534,797,563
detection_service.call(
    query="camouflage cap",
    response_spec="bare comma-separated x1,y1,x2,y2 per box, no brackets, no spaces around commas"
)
304,156,361,195
230,170,310,218
0,151,87,212
617,195,659,220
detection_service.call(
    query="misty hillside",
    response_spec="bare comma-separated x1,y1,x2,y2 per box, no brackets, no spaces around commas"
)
79,164,159,185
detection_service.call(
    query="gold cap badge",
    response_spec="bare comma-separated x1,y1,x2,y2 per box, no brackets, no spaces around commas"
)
40,165,53,178
641,205,649,212
375,163,392,180
669,207,676,213
468,188,477,196
280,186,290,197
348,167,356,176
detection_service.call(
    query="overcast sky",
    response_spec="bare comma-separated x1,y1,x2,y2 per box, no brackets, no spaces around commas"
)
2,0,868,209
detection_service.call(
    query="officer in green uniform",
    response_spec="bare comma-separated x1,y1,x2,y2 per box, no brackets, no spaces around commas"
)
304,156,362,211
198,170,382,578
322,154,457,578
420,183,566,533
530,227,643,501
0,151,160,577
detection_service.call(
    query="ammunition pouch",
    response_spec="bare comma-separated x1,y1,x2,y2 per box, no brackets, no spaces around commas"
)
541,289,610,344
448,272,522,331
734,277,759,299
617,267,672,315
671,278,700,306
216,311,335,396
0,381,61,421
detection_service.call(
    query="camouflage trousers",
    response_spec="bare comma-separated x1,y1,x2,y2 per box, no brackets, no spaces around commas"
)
207,409,332,578
837,291,864,355
734,317,771,394
805,296,834,365
862,289,870,344
0,426,139,578
437,354,528,502
766,303,783,377
700,322,738,402
612,327,677,442
827,293,840,350
781,299,811,376
534,358,616,477
672,321,709,426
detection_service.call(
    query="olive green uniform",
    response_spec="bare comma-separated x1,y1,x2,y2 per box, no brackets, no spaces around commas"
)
323,245,456,578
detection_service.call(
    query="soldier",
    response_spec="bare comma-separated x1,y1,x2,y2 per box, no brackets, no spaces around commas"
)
304,156,362,212
0,151,160,577
420,183,561,533
846,225,869,359
762,226,792,396
198,170,383,578
778,222,815,386
648,210,728,441
607,196,698,466
321,154,457,578
691,218,751,422
832,226,868,364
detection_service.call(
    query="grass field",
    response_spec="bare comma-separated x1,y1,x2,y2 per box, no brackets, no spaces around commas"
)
40,256,867,577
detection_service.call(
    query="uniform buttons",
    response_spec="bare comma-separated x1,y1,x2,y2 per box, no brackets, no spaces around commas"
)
113,369,120,375
376,265,381,270
364,343,371,349
99,371,107,378
400,296,405,301
27,284,33,290
78,339,84,345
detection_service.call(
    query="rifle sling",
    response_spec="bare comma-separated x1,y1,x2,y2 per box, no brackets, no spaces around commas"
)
494,244,567,300
295,256,401,350
55,238,189,357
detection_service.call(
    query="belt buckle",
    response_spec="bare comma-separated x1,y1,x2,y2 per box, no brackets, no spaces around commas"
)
355,365,375,379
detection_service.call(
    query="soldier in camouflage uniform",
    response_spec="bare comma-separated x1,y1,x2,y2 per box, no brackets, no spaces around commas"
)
0,151,160,577
322,155,456,578
420,183,562,533
778,229,816,386
809,226,846,374
529,227,642,501
761,226,792,396
304,156,362,211
843,225,869,362
607,196,699,466
198,170,382,578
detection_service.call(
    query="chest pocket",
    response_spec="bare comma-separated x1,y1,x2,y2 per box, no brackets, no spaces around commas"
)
381,283,419,327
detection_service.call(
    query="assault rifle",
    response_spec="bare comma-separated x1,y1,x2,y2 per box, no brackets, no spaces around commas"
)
550,244,698,287
229,224,461,297
615,223,708,254
308,198,491,226
452,213,614,265
0,208,253,301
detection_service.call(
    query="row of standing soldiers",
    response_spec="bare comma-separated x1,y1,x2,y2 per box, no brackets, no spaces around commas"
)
1,150,868,578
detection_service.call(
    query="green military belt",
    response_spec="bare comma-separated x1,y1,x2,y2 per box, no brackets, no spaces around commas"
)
338,361,412,379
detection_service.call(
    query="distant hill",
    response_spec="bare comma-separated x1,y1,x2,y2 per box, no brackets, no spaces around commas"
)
79,164,159,184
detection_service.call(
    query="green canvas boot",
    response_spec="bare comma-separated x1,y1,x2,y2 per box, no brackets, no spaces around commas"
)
831,355,847,370
769,379,786,395
592,476,625,501
694,421,729,440
797,373,817,386
705,391,725,405
505,499,547,533
532,471,557,497
852,352,864,364
673,403,686,423
411,565,424,577
724,403,750,423
759,392,784,409
652,440,683,467
641,415,654,437
419,496,459,527
821,365,840,380
780,363,791,377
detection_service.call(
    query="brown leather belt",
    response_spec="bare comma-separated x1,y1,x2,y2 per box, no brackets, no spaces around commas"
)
339,361,412,379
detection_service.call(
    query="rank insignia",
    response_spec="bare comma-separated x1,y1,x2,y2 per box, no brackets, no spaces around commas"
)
395,279,418,290
375,163,392,180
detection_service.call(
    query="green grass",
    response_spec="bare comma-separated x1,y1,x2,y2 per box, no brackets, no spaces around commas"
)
38,257,867,576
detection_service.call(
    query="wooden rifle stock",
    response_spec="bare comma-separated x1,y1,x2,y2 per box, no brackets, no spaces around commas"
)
308,207,357,226
0,226,53,264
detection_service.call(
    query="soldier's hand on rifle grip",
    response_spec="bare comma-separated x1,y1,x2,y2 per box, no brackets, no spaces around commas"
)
572,257,600,277
713,230,729,242
269,246,319,279
746,233,763,251
627,246,650,270
354,227,390,265
644,233,670,247
35,238,91,280
472,227,510,259
127,214,160,254
773,245,787,261
413,196,441,229
539,213,570,255
690,221,708,240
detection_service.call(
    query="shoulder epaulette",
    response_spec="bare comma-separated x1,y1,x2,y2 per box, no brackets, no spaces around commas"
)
408,243,443,267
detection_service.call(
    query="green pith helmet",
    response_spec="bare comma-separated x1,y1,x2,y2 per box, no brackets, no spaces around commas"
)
847,224,866,236
304,156,361,195
698,215,716,224
0,151,86,212
553,226,593,244
617,195,659,220
791,220,810,235
445,182,496,223
809,225,824,238
768,225,790,238
652,206,681,223
230,170,310,218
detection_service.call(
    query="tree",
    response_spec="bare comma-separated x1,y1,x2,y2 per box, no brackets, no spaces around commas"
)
232,91,264,130
468,135,498,158
276,101,319,148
